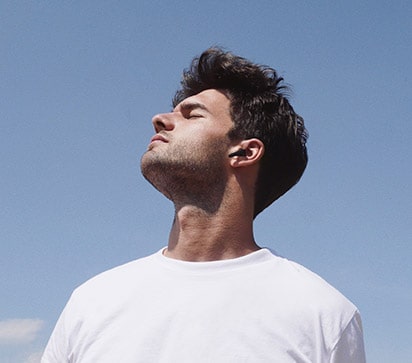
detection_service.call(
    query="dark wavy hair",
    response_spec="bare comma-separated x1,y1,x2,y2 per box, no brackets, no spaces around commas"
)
173,47,308,217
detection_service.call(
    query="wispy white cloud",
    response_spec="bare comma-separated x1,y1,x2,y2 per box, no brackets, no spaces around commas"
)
0,319,44,344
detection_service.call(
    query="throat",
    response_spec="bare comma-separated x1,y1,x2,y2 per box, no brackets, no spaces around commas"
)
166,207,259,262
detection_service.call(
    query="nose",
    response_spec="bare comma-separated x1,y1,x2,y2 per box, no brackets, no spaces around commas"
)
152,113,175,133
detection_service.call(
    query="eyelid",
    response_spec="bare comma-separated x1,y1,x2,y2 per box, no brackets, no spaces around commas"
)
174,102,208,120
189,113,203,118
181,109,204,119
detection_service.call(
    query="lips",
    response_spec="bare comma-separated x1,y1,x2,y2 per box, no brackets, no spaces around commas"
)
148,134,168,148
150,134,168,143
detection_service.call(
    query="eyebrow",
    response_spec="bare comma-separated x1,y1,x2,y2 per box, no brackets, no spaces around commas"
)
175,101,209,113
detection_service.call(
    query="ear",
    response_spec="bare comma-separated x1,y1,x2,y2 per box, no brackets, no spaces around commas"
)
229,138,264,168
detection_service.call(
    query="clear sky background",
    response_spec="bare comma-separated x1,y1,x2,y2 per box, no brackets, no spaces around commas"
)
1,1,411,362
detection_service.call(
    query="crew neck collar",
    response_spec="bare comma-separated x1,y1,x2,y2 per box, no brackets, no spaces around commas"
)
154,247,276,273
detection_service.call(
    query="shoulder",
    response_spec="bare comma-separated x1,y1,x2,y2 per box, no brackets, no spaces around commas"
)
260,251,364,357
265,250,357,308
68,249,163,308
256,250,359,326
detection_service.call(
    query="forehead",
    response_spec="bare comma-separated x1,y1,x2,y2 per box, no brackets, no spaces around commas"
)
175,89,231,115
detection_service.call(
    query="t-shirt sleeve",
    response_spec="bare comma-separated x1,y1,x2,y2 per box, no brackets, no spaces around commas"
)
41,297,73,363
330,310,366,363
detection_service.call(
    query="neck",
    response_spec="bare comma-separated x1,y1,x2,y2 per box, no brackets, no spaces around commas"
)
165,183,260,262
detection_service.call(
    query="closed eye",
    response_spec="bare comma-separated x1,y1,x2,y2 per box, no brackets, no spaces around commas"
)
188,113,203,119
176,101,209,120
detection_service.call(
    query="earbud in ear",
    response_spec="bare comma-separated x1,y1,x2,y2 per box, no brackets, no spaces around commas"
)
228,149,247,157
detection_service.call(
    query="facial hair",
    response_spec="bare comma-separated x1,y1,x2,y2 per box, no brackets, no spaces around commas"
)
140,138,229,214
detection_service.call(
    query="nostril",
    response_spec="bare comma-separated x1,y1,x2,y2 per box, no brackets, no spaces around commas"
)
155,120,166,132
152,114,166,132
152,113,174,132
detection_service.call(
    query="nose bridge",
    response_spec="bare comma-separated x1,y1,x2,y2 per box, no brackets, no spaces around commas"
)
152,112,175,132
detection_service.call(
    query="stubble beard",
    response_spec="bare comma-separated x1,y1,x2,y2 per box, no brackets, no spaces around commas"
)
140,139,229,214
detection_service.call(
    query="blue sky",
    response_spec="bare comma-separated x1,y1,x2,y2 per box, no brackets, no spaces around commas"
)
1,1,411,362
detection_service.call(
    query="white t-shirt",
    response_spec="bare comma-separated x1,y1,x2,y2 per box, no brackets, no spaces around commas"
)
42,248,365,362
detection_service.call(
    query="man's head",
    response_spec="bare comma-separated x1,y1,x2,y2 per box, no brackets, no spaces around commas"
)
173,47,308,217
141,88,235,213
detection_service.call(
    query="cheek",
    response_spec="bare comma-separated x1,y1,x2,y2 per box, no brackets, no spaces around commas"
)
172,125,231,156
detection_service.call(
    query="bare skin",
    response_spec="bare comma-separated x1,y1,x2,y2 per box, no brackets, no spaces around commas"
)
141,89,265,262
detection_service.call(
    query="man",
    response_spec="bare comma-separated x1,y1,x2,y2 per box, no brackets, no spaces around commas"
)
42,48,366,362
